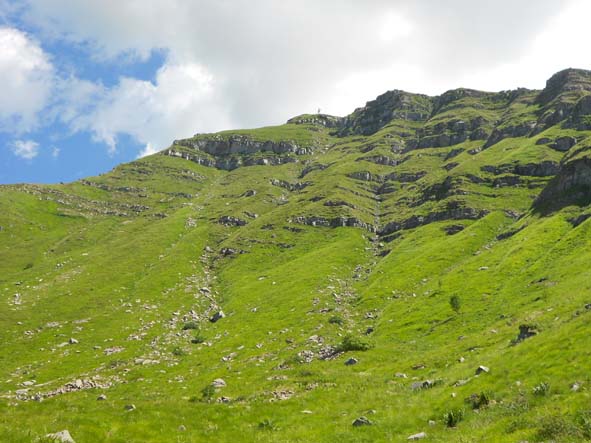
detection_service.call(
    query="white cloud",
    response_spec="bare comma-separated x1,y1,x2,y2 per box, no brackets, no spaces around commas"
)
0,27,54,131
2,0,591,161
11,139,39,159
67,61,231,155
51,146,60,157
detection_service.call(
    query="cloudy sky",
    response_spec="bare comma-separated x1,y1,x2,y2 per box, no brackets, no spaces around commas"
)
1,0,590,184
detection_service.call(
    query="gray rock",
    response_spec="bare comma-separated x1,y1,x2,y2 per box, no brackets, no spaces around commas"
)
411,380,434,391
408,431,427,440
550,136,577,152
352,416,372,427
395,372,408,378
97,394,107,401
212,378,226,388
178,425,187,431
515,324,537,343
210,311,225,323
124,404,136,411
69,338,79,344
475,365,489,375
45,430,75,443
345,357,358,366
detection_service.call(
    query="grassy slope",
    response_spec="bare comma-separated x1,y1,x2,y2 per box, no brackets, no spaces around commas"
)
2,83,591,442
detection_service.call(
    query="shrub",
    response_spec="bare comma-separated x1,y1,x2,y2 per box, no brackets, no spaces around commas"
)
258,418,278,431
449,295,461,314
467,391,490,409
536,415,581,440
328,315,344,325
182,321,199,330
172,346,186,356
201,384,215,403
191,334,205,344
337,334,373,352
444,409,464,428
532,382,550,396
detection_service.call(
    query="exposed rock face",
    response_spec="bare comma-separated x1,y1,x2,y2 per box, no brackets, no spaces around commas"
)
339,90,432,136
164,148,297,171
270,179,310,192
535,68,591,106
554,136,578,151
290,216,375,232
481,161,560,177
177,135,311,156
484,121,536,148
536,157,591,209
287,114,343,128
379,203,488,237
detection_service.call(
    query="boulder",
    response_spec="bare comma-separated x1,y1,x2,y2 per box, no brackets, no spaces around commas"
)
212,378,226,388
515,324,537,343
45,430,75,443
345,357,358,366
550,136,577,152
210,311,225,323
475,365,489,375
352,416,373,427
408,432,427,440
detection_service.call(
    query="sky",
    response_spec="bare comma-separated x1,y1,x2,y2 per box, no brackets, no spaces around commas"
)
1,0,591,184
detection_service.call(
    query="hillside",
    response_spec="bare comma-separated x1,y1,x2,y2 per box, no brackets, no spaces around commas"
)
2,68,591,442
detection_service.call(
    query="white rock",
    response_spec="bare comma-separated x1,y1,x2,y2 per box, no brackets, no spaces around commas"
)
45,430,75,442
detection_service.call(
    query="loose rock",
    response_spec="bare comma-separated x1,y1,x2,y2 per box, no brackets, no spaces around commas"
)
45,430,75,443
345,357,358,366
475,365,489,375
352,416,372,427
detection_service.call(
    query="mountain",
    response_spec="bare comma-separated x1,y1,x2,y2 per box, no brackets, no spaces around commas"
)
2,68,591,442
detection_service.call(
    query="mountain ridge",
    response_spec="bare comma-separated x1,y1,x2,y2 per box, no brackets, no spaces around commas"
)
1,67,591,442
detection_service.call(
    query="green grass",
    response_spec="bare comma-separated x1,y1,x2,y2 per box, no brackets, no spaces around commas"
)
2,74,591,442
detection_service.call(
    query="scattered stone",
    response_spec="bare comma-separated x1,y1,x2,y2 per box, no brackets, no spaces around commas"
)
408,431,427,440
97,394,107,401
104,346,124,355
411,380,435,391
178,425,187,431
585,303,591,310
352,416,372,427
458,357,465,363
22,380,36,387
45,430,75,442
365,327,374,335
345,357,358,366
209,311,225,323
475,365,489,375
515,324,538,343
428,420,436,426
124,404,136,411
69,338,79,344
571,382,582,392
212,378,226,388
395,372,408,378
217,396,232,403
301,410,313,414
412,363,426,370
